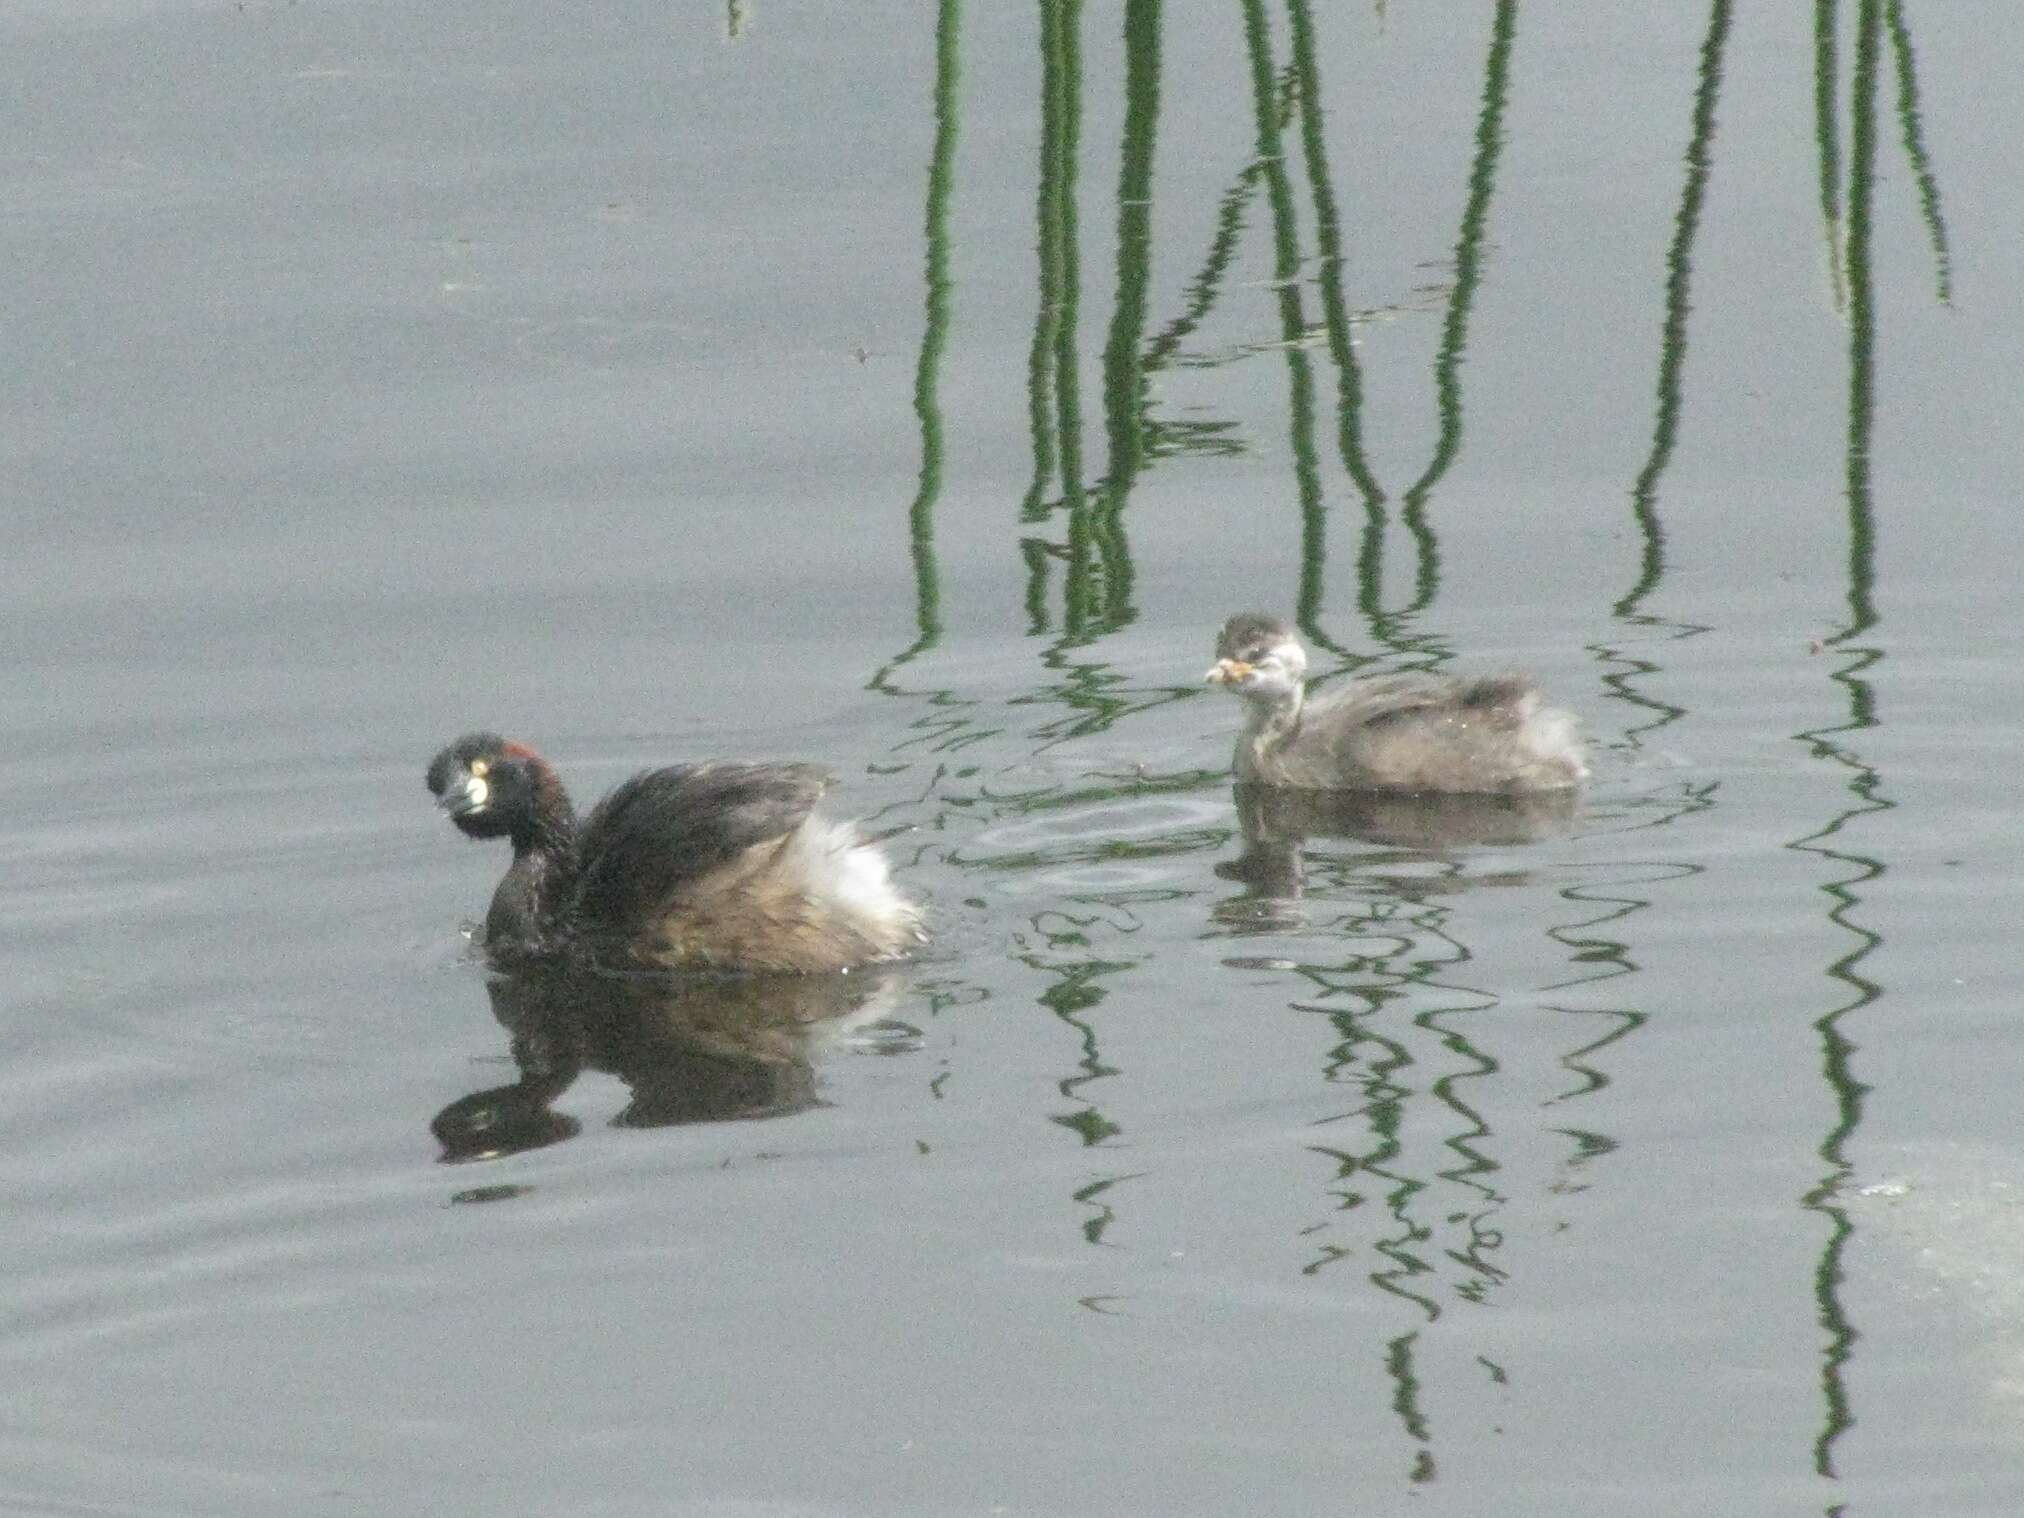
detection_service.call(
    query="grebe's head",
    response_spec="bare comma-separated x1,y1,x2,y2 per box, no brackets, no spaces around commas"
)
426,733,553,841
1205,613,1308,704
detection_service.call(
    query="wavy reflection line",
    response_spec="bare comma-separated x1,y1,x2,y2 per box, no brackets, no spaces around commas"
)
1029,954,1129,1148
1792,728,1883,1490
1588,623,1709,757
1385,906,1514,1311
1302,991,1438,1316
1532,868,1677,1142
1386,1331,1437,1483
1272,828,1646,1327
1535,868,1677,1105
1206,0,1363,665
1263,839,1620,1479
1020,644,1199,746
1418,996,1513,1307
1540,861,1703,995
1527,847,1686,1215
1074,1169,1148,1246
1430,933,1528,1312
1368,1184,1439,1321
1293,910,1482,1322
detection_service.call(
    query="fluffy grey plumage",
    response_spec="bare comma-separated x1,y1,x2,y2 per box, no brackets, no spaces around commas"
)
1205,614,1588,794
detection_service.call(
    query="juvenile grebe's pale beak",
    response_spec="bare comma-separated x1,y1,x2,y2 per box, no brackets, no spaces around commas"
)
1205,659,1252,684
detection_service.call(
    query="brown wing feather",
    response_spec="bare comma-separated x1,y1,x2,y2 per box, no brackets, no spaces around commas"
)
571,762,831,931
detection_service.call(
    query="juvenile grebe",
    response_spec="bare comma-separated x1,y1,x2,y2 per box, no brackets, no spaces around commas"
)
1205,614,1587,794
425,733,923,973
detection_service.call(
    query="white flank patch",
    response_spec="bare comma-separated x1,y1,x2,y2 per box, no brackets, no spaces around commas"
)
779,817,908,928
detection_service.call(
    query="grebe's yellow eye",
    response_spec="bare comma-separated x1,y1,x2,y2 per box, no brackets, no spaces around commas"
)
470,759,490,777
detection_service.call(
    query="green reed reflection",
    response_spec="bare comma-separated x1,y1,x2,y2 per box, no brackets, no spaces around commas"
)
1386,1331,1436,1484
886,0,1954,724
1539,866,1682,1100
1396,0,1514,603
1628,0,1729,558
1285,0,1378,524
1305,1016,1435,1318
1813,0,1845,310
899,0,1537,685
912,0,961,656
1025,0,1158,639
1239,0,1326,642
1023,0,1527,657
1841,7,1880,536
1592,0,1724,754
1022,0,1091,633
868,0,961,701
828,11,1992,1492
1291,927,1510,1307
1271,873,1534,1483
1034,955,1127,1147
1094,0,1160,627
866,0,1864,1342
1885,0,1951,303
1073,1170,1146,1245
1143,155,1262,387
1796,0,1891,1484
1816,0,1952,313
1283,0,1389,651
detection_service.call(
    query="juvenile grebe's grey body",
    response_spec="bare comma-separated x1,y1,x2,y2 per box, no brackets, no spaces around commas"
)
1204,614,1587,795
426,733,923,973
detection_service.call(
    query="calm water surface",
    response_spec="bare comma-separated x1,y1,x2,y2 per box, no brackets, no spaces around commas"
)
6,2,2024,1514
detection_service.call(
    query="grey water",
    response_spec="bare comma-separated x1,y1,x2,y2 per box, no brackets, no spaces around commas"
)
5,1,2024,1514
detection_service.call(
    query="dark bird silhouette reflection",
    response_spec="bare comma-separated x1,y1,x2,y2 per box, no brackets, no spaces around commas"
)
432,965,905,1161
1214,783,1578,925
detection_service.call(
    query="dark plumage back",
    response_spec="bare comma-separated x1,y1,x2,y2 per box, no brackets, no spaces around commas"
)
572,761,832,932
1342,671,1539,731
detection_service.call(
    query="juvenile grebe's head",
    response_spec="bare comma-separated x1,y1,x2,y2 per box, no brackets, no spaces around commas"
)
1205,613,1308,704
426,732,551,841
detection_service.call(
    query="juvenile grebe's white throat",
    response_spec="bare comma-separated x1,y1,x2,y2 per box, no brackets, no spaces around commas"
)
1205,636,1308,707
